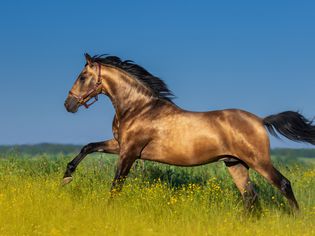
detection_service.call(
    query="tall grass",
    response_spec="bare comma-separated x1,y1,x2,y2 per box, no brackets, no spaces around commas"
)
0,154,314,235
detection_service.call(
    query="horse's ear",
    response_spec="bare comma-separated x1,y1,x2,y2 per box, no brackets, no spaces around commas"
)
84,53,93,66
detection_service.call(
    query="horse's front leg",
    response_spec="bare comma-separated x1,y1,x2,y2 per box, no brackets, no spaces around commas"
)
62,139,119,185
110,153,137,196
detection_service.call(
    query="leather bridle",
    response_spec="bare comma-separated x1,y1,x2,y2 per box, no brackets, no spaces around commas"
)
69,63,102,109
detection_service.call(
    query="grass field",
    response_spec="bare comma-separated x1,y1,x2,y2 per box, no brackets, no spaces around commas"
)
0,153,314,236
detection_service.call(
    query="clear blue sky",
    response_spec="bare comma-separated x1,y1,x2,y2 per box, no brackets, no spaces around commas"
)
0,1,314,147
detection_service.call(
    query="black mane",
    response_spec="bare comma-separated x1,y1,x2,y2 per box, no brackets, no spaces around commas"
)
90,55,175,103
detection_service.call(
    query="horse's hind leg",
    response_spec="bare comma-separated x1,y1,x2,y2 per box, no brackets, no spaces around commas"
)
225,160,258,211
254,163,299,211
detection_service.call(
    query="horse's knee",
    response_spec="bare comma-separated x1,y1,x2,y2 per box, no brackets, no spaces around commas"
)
81,143,94,154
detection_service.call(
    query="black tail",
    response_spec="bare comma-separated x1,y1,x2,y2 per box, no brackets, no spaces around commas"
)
263,111,315,145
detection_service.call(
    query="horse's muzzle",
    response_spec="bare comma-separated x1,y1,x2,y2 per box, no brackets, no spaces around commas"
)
64,95,79,113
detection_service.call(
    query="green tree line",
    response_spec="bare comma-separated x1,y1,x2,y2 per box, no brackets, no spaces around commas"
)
0,144,315,158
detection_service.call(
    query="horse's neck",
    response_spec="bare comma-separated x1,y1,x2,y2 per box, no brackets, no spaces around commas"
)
102,67,159,119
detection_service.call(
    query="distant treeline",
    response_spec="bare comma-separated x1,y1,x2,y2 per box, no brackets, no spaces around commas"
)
0,144,315,158
0,143,81,156
271,148,315,158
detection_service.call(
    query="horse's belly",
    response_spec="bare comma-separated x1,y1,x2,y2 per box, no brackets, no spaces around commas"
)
141,133,225,166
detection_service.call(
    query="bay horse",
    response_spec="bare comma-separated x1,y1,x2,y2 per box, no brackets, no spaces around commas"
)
64,53,315,211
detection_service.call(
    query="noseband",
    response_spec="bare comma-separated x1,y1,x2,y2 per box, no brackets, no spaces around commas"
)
69,63,102,109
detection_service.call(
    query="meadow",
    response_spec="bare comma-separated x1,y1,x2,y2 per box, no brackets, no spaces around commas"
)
0,152,314,236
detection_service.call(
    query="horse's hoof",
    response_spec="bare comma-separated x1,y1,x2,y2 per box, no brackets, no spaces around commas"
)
62,177,73,186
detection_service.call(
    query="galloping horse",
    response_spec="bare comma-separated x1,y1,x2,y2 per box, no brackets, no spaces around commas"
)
64,53,315,211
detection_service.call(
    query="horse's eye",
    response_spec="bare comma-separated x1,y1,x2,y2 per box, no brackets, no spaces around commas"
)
80,76,86,81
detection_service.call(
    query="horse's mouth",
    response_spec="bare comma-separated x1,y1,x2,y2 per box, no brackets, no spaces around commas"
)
65,105,79,113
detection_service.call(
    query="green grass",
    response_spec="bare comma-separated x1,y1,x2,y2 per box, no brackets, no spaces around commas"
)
0,154,314,235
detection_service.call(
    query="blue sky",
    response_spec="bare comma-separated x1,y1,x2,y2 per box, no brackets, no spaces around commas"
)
0,1,314,147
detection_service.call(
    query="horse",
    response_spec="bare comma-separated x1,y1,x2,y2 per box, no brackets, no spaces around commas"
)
64,53,315,211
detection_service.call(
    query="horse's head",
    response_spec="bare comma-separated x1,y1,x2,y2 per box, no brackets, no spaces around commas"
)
64,53,102,113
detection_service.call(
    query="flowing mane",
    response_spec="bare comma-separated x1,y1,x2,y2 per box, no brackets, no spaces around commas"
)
90,55,175,103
